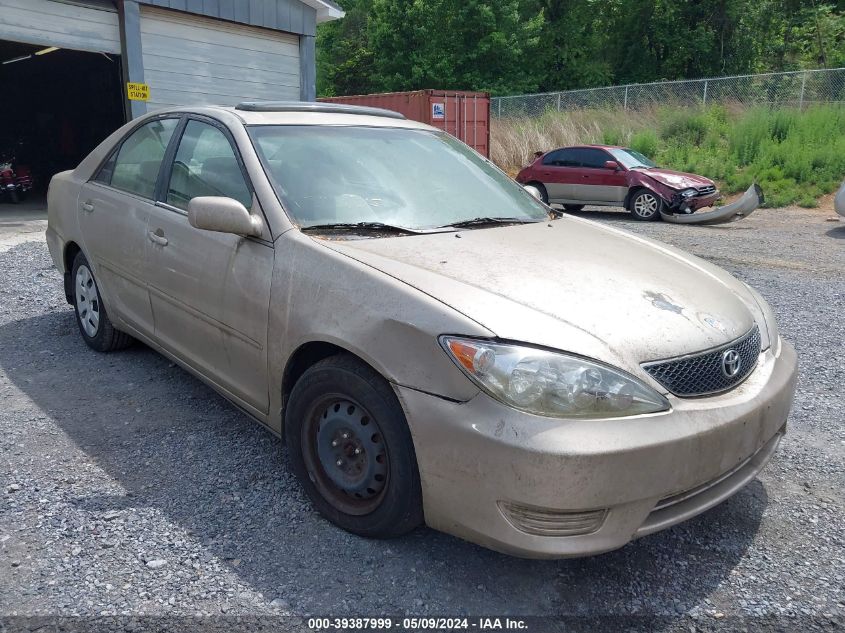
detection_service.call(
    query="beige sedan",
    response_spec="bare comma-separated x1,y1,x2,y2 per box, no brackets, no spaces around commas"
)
46,103,797,558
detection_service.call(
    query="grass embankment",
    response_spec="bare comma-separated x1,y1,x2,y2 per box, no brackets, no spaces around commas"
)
491,105,845,208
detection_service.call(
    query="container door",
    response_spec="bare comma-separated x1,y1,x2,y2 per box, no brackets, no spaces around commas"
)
428,94,489,157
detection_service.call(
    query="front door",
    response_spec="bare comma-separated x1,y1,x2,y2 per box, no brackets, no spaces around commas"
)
570,147,628,203
145,117,274,414
78,117,180,336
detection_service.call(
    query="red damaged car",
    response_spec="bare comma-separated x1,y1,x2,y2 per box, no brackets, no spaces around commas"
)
516,145,719,221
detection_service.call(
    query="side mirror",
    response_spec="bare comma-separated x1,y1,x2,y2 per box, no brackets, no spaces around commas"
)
604,160,621,171
523,184,543,200
187,196,262,237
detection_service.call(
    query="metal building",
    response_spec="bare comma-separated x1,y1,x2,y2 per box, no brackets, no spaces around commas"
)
0,0,343,192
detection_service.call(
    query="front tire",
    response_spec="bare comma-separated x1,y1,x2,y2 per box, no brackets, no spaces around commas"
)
71,252,133,352
285,354,424,538
629,190,664,221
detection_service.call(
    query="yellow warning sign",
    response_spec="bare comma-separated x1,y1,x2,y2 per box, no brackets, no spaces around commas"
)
127,82,150,101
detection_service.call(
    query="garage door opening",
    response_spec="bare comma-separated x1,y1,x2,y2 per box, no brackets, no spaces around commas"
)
0,40,125,200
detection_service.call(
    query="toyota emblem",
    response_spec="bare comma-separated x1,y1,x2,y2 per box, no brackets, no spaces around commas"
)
721,349,742,378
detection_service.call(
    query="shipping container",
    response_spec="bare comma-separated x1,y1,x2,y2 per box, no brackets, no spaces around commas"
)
320,90,490,158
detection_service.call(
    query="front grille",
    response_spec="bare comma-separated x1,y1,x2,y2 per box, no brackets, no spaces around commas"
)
642,326,761,397
696,185,717,196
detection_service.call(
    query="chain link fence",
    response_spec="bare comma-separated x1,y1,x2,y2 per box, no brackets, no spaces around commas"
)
492,68,845,118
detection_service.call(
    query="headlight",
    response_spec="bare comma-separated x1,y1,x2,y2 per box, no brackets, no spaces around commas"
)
440,337,670,419
742,282,779,352
680,188,697,198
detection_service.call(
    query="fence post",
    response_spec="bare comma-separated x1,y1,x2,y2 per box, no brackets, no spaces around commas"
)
557,93,561,111
702,80,708,106
497,98,502,118
799,72,807,110
624,85,629,110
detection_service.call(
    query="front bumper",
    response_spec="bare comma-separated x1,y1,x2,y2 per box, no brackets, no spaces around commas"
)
683,191,720,211
662,184,763,225
397,339,797,558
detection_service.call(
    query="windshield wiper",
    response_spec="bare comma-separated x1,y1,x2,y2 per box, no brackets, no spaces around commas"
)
440,217,543,229
301,222,422,234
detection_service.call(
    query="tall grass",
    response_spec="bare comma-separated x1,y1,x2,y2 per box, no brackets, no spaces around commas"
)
491,104,845,208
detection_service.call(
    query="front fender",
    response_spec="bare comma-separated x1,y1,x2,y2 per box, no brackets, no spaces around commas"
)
624,172,676,209
660,184,763,225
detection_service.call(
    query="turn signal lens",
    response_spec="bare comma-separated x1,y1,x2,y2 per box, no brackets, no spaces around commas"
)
440,337,670,419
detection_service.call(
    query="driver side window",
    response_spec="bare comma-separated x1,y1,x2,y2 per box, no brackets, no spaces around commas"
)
166,120,252,211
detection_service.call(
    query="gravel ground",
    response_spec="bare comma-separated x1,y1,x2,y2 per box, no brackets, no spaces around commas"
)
0,206,843,630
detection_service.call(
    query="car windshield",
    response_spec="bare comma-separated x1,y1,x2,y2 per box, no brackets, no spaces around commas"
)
608,148,657,169
248,125,549,232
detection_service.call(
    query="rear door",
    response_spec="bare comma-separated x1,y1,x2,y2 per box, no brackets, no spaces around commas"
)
537,149,580,202
572,148,628,203
145,116,274,415
78,116,180,337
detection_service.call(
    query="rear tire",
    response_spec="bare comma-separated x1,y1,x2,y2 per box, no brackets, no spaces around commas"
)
563,204,584,212
527,182,548,205
71,252,133,352
285,354,424,538
629,190,664,221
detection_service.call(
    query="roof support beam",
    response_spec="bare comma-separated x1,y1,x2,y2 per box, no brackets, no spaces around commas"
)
117,0,147,120
299,35,316,101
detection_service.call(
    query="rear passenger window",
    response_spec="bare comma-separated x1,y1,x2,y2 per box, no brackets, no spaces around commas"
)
101,118,178,198
543,149,578,167
166,120,252,210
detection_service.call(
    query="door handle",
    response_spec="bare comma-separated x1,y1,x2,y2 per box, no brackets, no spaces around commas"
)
148,230,168,246
81,201,95,213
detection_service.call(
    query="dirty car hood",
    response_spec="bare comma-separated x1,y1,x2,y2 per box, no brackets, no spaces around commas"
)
323,218,762,373
642,168,715,190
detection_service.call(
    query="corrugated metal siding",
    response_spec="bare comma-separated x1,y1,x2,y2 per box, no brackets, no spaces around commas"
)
0,0,120,54
140,6,300,110
139,0,316,36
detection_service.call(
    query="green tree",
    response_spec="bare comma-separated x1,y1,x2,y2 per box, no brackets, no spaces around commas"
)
316,0,377,97
523,0,612,90
316,0,845,97
368,0,544,94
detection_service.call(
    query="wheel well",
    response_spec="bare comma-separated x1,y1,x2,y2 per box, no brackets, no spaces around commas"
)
62,242,82,304
282,341,348,409
281,341,395,413
64,241,81,273
625,186,652,210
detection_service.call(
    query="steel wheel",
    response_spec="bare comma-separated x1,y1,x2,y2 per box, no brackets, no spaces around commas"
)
75,264,101,338
302,396,389,516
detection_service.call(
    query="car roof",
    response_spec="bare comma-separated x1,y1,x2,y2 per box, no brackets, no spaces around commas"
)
143,103,438,131
551,144,627,152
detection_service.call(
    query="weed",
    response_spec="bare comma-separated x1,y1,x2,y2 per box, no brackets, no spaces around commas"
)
491,104,845,207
